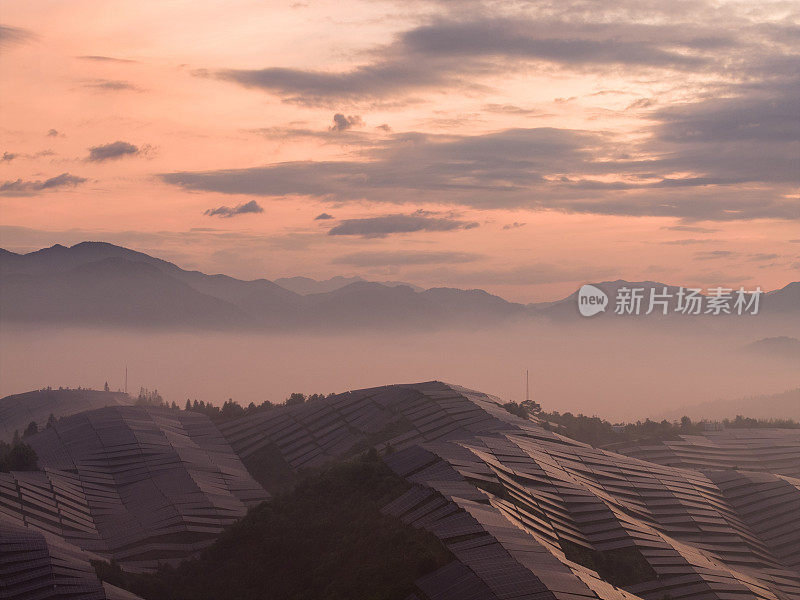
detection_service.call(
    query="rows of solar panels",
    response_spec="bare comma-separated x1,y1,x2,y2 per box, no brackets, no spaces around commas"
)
1,406,267,599
2,382,799,600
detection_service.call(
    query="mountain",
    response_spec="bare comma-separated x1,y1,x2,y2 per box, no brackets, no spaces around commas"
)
1,242,797,330
275,274,423,294
763,281,800,312
0,242,523,330
742,336,800,360
659,387,800,421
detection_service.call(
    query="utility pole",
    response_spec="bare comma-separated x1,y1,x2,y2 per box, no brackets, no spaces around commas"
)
125,365,128,395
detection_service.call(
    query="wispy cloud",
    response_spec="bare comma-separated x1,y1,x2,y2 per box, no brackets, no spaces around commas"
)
0,173,86,196
83,79,141,92
77,55,137,63
0,25,34,49
332,250,482,266
327,212,479,238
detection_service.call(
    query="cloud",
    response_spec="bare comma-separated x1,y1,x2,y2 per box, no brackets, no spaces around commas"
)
0,25,34,49
46,129,62,137
162,123,798,220
87,141,140,162
483,104,547,116
327,212,479,238
626,98,656,110
661,238,714,245
502,222,526,230
1,150,54,162
314,212,334,220
330,114,363,132
77,55,136,63
204,199,264,218
663,225,719,233
83,79,141,92
0,173,86,196
202,9,748,106
164,6,800,223
162,127,599,202
332,250,482,266
694,250,736,261
207,61,454,106
748,253,780,262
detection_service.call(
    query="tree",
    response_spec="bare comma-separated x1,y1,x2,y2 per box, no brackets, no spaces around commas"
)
0,440,38,472
285,393,306,407
521,399,542,416
104,381,110,392
23,421,38,438
46,413,57,429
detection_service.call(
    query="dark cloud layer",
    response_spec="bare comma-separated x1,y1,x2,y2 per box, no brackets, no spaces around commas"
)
166,3,799,222
0,173,87,196
201,9,761,106
87,141,140,162
163,120,798,220
327,212,479,238
204,199,264,218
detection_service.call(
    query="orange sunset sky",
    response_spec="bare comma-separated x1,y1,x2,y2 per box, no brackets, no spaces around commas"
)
1,0,798,302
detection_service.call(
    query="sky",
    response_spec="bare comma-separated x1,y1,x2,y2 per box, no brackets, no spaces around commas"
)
1,0,798,302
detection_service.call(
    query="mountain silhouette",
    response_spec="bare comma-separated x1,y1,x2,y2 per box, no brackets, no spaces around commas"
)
0,242,796,330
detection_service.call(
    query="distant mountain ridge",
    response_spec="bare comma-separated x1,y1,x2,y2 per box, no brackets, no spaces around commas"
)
275,275,424,294
0,242,796,330
658,388,800,421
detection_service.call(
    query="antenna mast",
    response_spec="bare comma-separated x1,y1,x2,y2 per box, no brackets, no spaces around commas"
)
525,369,529,403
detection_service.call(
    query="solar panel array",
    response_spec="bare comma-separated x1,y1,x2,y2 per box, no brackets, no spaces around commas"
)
219,381,567,465
0,405,267,577
0,390,132,442
2,382,798,600
223,381,800,600
0,520,138,600
610,428,800,477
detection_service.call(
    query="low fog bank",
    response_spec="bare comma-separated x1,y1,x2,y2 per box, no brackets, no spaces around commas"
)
1,322,797,422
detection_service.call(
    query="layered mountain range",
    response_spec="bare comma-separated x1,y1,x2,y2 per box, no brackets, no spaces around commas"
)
1,242,797,330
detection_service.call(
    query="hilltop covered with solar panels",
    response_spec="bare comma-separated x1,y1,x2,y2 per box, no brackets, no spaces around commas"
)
1,382,798,600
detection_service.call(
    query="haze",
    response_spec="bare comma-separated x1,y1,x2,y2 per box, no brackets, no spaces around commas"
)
1,321,796,422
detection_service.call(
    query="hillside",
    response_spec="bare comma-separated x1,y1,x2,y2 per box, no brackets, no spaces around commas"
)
0,387,132,441
1,381,799,600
